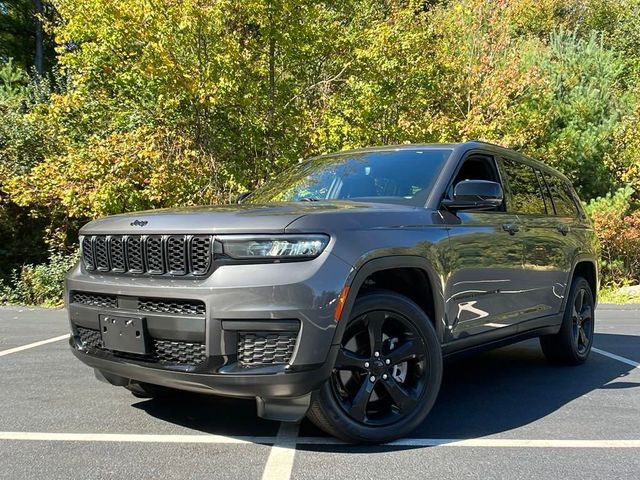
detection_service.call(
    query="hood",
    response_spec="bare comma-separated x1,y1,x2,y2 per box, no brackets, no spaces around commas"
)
79,201,399,235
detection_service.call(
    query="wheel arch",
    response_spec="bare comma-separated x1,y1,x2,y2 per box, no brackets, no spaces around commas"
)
565,257,599,309
332,256,445,346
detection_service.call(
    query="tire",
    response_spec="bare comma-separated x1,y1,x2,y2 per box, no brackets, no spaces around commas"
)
307,290,443,444
540,276,595,365
124,382,175,399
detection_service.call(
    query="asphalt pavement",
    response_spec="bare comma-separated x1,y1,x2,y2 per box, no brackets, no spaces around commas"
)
0,305,638,479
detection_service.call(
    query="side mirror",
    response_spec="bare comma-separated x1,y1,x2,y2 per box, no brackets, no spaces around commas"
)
236,191,252,204
443,180,503,210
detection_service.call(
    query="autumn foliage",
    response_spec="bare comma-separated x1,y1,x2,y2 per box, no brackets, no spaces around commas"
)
1,0,640,297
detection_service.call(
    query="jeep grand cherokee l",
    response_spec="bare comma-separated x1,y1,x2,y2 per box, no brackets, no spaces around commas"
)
67,141,598,443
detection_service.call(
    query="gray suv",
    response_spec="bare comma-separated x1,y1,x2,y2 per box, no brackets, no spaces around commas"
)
67,141,599,443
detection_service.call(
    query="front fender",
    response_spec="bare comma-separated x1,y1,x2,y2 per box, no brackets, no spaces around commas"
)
331,254,447,347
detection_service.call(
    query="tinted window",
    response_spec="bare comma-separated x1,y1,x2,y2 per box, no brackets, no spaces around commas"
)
247,149,452,206
500,158,547,215
544,173,578,217
534,169,554,214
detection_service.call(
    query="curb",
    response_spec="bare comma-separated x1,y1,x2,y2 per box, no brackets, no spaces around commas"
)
598,304,640,311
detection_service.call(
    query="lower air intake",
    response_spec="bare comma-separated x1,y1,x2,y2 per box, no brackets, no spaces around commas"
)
76,326,207,367
237,332,297,366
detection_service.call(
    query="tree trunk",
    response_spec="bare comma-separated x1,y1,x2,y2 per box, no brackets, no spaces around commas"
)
34,0,44,75
267,21,276,167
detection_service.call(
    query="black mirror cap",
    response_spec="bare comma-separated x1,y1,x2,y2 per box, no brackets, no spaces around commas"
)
236,191,252,204
443,180,503,210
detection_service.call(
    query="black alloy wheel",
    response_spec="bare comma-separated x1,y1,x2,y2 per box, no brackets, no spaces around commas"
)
572,287,594,355
331,310,428,426
540,275,595,365
307,290,442,443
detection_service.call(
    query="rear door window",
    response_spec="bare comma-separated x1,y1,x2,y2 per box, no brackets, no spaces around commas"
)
534,169,554,215
500,158,547,215
543,173,579,218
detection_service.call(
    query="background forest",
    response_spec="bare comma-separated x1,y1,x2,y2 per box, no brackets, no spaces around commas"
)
1,0,639,305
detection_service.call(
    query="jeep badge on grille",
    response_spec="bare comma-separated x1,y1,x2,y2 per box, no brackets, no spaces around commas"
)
130,219,148,227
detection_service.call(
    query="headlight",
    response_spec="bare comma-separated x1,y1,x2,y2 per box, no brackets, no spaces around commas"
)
218,235,329,260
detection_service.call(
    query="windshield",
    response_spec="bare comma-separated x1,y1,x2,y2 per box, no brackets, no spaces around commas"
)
246,149,452,206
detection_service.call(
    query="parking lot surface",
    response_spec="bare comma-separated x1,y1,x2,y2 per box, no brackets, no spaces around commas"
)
0,305,638,479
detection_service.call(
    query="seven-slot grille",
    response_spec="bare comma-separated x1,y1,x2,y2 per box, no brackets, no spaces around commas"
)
80,235,212,276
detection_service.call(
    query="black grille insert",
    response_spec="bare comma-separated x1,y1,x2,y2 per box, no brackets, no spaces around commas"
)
237,332,297,366
78,326,103,348
94,236,109,271
190,236,212,275
109,236,126,272
127,236,144,273
71,291,205,317
154,339,207,364
76,326,207,366
71,291,117,308
80,235,213,276
81,236,95,271
145,235,164,274
167,236,187,274
137,298,205,316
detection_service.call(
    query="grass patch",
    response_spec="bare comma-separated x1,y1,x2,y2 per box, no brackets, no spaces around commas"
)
599,286,640,304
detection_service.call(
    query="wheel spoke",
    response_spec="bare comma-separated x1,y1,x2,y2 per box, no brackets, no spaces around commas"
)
366,311,386,355
580,305,593,323
349,377,375,422
575,289,585,314
335,348,368,371
386,339,423,365
578,326,588,347
381,377,417,411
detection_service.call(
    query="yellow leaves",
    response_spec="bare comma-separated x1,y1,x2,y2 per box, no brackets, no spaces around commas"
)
7,124,226,222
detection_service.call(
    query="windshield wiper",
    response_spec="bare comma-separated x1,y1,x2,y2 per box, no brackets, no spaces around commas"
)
299,196,319,202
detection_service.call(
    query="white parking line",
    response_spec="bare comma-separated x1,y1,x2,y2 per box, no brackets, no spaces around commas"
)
592,347,640,369
262,423,300,480
0,334,70,357
297,437,640,448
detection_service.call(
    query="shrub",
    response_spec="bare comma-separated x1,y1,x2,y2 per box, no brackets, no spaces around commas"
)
0,250,79,307
585,186,640,286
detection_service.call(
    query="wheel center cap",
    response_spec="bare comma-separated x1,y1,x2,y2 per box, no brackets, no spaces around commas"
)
370,360,385,375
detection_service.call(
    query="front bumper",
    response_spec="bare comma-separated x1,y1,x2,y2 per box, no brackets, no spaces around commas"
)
66,250,352,404
70,340,338,399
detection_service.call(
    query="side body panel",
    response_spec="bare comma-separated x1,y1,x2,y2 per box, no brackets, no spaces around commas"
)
441,209,526,339
497,155,569,324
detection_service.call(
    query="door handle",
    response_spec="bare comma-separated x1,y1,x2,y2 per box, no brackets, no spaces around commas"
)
502,223,519,235
556,224,570,236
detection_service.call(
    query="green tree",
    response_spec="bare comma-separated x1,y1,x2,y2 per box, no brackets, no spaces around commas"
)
522,31,634,199
0,0,57,73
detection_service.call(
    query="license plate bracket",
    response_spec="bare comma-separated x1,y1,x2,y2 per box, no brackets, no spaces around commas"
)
99,315,148,355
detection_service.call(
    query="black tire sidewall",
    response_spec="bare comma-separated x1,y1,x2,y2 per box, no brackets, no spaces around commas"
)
560,276,595,362
315,290,443,443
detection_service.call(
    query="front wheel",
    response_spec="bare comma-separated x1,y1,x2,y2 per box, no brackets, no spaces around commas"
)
540,275,595,365
307,290,442,444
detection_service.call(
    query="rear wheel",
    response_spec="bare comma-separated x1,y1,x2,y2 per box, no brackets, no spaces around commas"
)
540,276,595,365
307,290,442,444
